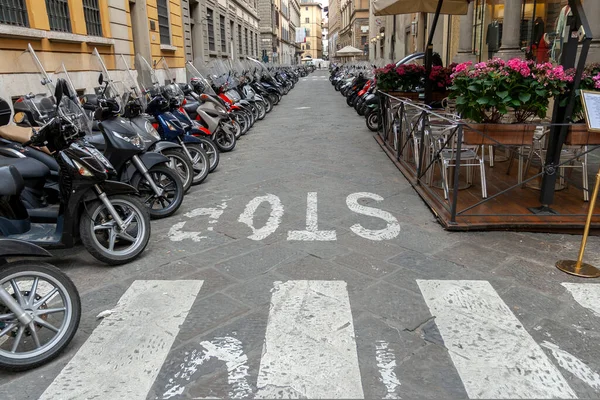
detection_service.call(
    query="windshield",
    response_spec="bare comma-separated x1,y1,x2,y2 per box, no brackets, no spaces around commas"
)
136,54,160,92
156,57,177,85
186,61,217,96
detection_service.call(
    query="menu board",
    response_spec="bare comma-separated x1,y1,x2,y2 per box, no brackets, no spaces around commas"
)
581,90,600,132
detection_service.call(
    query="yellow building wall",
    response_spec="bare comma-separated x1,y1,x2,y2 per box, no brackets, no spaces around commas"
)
0,0,132,74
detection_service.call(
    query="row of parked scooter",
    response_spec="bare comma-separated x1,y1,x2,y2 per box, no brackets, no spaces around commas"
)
0,45,307,371
330,63,381,132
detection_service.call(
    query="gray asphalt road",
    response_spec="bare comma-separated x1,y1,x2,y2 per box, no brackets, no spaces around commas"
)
2,71,600,400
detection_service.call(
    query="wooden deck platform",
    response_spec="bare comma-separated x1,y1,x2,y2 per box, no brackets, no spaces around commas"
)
375,134,600,233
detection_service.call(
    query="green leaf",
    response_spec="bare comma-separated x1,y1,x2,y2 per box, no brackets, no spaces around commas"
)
456,96,468,105
519,93,531,103
497,91,509,99
467,85,479,92
476,97,490,105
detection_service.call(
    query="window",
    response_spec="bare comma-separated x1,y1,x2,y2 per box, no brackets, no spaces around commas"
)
207,8,215,51
45,0,71,32
250,32,254,55
0,0,29,27
306,42,310,50
238,24,242,55
245,28,248,55
301,44,304,50
305,17,309,23
220,15,226,52
83,0,103,36
305,6,308,10
361,35,367,46
255,33,258,56
156,0,170,44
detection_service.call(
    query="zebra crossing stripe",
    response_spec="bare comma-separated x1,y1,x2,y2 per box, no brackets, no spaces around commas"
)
562,283,600,317
255,280,364,399
417,280,576,399
39,280,203,400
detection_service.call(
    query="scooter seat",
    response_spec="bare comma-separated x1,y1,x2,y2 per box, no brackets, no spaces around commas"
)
24,147,59,173
0,165,24,196
0,125,50,154
0,156,49,180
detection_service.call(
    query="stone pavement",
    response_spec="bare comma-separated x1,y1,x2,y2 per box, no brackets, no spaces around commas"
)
2,71,600,399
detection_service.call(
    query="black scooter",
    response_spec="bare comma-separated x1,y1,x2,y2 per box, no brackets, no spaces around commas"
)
0,237,80,370
87,75,185,220
0,79,151,265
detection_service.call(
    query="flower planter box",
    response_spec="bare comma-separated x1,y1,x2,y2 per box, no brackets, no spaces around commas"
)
431,91,449,102
464,123,536,145
384,91,421,101
565,124,600,145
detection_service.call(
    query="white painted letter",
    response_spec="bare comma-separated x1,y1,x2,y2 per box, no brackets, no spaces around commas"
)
162,336,252,399
346,192,400,240
375,340,401,399
287,192,337,241
168,221,207,242
238,194,284,240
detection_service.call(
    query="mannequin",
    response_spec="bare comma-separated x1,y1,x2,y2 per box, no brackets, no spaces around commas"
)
552,5,571,62
486,20,501,58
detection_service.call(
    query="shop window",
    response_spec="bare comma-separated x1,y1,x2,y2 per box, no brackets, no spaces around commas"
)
207,8,215,51
45,0,71,32
220,15,226,52
156,0,171,44
0,0,29,27
83,0,103,37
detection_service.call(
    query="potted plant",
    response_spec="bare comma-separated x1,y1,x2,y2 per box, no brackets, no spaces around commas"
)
429,64,456,102
375,63,426,100
450,58,570,145
566,63,600,145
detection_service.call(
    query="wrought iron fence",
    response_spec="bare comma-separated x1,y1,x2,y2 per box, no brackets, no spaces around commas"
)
377,91,600,224
0,0,29,27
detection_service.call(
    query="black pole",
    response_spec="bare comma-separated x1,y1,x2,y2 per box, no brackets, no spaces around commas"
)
537,0,592,211
424,0,444,104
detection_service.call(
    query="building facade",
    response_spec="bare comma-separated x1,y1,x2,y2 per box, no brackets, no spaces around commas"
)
368,0,600,66
328,0,341,59
0,0,261,114
322,16,329,59
337,0,368,59
300,1,322,59
258,0,300,63
189,0,260,63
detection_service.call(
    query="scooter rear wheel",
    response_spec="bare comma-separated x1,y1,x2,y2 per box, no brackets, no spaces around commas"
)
195,137,220,172
214,125,237,152
80,194,151,263
0,262,81,371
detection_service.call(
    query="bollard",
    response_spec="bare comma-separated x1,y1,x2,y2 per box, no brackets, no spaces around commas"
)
556,166,600,278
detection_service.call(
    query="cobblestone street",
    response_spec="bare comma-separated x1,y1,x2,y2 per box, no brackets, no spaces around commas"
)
2,71,600,399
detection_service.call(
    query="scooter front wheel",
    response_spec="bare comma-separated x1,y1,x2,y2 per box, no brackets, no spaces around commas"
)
214,125,237,152
0,262,81,371
80,194,151,264
366,110,380,132
162,148,193,193
184,143,210,184
195,137,220,172
131,165,184,219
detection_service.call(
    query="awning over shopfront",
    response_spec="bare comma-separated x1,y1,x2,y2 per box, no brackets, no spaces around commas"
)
336,45,364,56
372,0,469,16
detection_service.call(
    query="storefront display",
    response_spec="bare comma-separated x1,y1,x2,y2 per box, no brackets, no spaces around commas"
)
471,0,569,62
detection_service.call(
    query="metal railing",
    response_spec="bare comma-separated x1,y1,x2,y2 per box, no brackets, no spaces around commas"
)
46,0,71,32
0,0,29,27
378,91,600,224
83,0,102,37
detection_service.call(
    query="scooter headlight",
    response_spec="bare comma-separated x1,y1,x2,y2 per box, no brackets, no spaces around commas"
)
145,120,161,140
73,160,93,177
113,131,145,149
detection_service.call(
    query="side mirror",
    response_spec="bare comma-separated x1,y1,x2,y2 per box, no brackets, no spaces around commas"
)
13,112,30,127
98,73,104,85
